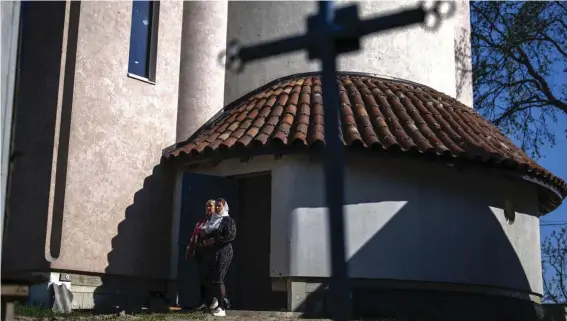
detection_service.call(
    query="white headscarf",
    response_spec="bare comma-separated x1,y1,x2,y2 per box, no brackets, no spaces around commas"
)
204,201,229,234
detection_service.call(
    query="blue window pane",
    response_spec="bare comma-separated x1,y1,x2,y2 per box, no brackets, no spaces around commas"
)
19,1,30,67
128,0,153,78
21,1,30,35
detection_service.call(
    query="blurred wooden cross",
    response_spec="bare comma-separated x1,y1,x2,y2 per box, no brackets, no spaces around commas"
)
221,2,455,320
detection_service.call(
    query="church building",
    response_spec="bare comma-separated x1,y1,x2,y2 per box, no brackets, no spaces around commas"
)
2,1,565,320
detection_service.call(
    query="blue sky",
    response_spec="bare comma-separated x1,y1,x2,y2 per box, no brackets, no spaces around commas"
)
535,109,565,298
537,55,567,235
529,68,566,241
537,118,566,239
467,2,566,258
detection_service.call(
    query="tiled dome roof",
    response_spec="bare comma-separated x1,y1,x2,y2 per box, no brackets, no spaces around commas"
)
164,72,566,214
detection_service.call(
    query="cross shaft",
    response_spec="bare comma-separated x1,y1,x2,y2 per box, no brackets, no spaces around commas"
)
220,2,455,320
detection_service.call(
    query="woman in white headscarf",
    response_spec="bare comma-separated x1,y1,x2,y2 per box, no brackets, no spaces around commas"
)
200,198,236,317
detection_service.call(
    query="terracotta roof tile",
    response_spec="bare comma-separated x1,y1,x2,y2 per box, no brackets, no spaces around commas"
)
165,72,566,214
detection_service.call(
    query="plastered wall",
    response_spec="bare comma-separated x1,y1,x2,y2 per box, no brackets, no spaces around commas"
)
224,0,473,106
179,152,542,296
47,1,182,278
285,154,542,294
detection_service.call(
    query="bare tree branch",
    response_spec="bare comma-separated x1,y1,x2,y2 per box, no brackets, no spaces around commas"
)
542,228,567,303
514,47,567,114
471,1,567,158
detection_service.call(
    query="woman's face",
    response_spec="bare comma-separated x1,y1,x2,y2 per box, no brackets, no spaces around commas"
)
215,201,225,214
206,202,215,216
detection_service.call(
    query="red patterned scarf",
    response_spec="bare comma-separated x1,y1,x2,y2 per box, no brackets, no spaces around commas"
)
186,218,208,259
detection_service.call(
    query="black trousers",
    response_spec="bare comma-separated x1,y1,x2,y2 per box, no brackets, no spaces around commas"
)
197,245,233,309
199,284,207,305
196,255,210,305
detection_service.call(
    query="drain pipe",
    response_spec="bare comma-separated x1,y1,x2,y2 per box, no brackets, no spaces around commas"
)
1,0,22,270
1,2,23,321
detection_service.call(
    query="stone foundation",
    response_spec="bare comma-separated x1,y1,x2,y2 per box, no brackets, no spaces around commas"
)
283,278,544,321
27,272,172,313
27,273,545,320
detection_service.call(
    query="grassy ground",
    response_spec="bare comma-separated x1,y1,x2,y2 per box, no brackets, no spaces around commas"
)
14,304,397,321
14,304,209,321
13,304,340,321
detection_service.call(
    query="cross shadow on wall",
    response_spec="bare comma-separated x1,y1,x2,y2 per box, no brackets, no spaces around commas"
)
92,161,175,314
290,158,543,321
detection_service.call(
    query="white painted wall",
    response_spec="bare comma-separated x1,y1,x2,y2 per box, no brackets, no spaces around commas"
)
180,153,542,296
283,154,542,295
176,0,228,142
224,0,472,106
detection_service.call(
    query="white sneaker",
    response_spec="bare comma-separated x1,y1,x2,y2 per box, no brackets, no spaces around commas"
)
209,297,219,310
212,307,226,317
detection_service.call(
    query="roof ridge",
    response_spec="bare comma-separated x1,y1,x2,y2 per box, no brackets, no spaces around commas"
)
223,71,467,113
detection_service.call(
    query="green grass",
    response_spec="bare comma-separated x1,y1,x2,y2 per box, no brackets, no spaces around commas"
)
14,303,207,321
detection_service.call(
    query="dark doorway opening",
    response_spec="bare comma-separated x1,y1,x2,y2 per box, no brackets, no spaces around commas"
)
176,173,238,309
227,172,287,311
177,171,286,312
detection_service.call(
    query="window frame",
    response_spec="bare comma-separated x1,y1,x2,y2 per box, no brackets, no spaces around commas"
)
127,0,160,84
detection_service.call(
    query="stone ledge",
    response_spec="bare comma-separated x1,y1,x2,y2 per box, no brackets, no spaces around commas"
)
226,310,302,318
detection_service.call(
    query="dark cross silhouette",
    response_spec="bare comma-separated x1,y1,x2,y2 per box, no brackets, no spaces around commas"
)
220,2,455,320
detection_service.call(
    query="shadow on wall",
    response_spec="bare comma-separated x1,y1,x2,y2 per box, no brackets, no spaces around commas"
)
291,167,542,321
454,25,473,104
2,1,78,274
93,162,175,314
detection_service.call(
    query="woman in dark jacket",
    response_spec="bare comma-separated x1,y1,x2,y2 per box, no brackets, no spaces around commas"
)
201,198,236,317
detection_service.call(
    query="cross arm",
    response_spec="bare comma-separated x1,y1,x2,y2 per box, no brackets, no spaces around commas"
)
220,1,456,72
